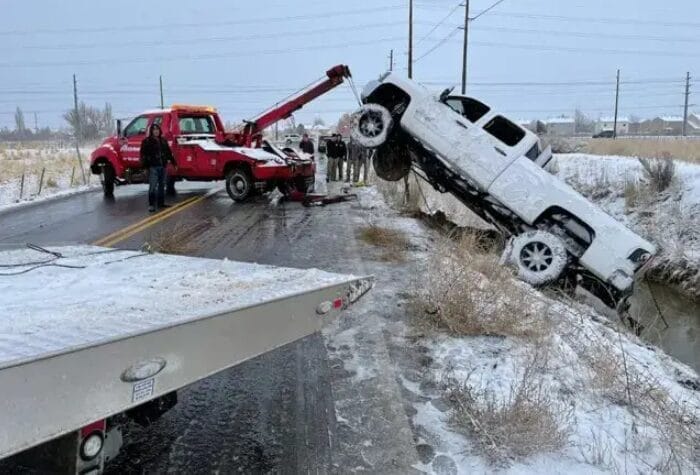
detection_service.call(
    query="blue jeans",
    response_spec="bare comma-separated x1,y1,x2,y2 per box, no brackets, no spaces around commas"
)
148,166,166,207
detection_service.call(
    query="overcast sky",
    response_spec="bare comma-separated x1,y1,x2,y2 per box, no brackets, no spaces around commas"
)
1,0,698,129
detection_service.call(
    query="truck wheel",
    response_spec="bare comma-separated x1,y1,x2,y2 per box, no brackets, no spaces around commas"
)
373,142,411,182
101,164,115,197
505,230,568,286
351,104,393,148
226,168,253,202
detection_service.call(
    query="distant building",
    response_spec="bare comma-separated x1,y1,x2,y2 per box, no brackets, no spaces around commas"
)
516,119,536,133
544,117,575,136
595,116,629,135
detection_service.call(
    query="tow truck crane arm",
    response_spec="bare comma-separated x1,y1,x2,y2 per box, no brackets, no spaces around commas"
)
237,64,352,147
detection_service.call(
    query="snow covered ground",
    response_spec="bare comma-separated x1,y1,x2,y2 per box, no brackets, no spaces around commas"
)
551,154,700,298
0,145,97,212
332,185,699,474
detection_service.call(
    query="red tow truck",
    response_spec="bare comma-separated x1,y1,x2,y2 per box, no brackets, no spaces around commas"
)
90,65,352,202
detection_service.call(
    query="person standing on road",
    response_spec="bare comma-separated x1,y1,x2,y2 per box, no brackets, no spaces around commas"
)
299,133,315,158
140,123,176,212
347,138,362,183
348,140,369,184
335,134,348,182
326,134,347,182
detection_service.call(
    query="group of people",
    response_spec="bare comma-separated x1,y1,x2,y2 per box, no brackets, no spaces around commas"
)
315,133,369,184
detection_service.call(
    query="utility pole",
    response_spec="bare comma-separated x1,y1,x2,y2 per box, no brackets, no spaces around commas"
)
613,69,620,140
73,74,86,184
389,49,394,71
34,112,38,133
408,0,413,78
159,75,164,109
682,71,691,137
461,0,470,94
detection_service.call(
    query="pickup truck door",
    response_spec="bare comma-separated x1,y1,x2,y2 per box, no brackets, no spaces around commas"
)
120,115,150,168
406,96,520,189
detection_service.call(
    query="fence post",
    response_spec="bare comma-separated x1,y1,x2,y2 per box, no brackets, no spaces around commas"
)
19,172,25,200
38,167,46,195
70,166,76,187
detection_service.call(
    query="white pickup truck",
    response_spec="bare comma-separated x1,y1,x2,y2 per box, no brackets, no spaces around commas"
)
0,245,372,474
352,72,655,310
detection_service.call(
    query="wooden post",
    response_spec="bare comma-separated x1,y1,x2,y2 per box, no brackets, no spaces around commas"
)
70,166,76,187
38,167,46,195
19,172,25,200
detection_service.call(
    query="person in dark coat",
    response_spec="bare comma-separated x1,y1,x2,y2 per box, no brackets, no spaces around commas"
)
325,134,347,182
299,133,315,157
140,123,176,212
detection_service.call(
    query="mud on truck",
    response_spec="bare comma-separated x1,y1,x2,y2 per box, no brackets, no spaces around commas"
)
90,65,352,202
351,72,656,311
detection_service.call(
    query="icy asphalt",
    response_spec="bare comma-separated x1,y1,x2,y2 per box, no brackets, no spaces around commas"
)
0,165,443,473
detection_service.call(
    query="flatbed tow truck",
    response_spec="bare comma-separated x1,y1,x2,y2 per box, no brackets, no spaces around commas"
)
0,245,372,473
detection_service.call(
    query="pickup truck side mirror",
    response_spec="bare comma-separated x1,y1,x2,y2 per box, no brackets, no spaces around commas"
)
116,119,122,138
439,87,455,103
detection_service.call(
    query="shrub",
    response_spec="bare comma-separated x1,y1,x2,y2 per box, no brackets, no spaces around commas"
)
419,232,547,339
443,347,571,462
638,157,675,193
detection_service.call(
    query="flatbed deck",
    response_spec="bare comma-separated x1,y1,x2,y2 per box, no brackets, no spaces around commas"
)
0,246,372,458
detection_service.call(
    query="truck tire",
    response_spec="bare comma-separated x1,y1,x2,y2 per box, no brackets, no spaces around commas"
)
373,141,412,182
351,104,393,148
504,230,568,286
226,167,253,202
101,164,115,198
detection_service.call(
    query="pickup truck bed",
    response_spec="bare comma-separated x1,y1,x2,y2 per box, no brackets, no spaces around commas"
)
0,246,372,459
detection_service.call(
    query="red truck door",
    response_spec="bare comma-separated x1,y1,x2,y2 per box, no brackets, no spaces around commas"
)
172,113,220,178
120,115,150,168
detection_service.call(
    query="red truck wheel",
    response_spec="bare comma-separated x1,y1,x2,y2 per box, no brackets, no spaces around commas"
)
226,168,253,202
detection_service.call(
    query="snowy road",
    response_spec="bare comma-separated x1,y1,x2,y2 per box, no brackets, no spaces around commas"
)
0,179,426,473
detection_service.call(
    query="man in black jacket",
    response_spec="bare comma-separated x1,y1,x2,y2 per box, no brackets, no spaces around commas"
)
299,133,315,157
140,123,176,212
325,134,347,182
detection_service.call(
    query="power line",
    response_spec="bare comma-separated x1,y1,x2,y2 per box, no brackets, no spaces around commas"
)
470,0,507,22
0,36,406,68
9,22,407,52
415,27,460,62
481,11,700,28
416,2,462,46
0,5,405,36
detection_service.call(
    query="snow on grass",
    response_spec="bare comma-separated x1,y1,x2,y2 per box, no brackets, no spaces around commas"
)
346,185,699,474
0,145,97,212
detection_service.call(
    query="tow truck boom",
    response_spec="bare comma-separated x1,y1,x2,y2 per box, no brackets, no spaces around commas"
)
237,64,352,147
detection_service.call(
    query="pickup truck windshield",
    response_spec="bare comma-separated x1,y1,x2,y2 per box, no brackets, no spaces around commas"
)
178,115,216,134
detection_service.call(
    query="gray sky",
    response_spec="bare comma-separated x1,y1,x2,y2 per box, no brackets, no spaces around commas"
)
1,0,698,129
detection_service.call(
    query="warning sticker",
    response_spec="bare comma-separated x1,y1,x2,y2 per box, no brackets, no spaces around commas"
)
132,378,155,403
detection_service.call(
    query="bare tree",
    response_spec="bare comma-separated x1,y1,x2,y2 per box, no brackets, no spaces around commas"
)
64,102,115,142
14,107,26,133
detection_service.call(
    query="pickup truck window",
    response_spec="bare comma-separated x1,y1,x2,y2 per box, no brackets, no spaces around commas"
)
178,115,215,134
124,116,148,138
446,97,490,123
483,115,525,147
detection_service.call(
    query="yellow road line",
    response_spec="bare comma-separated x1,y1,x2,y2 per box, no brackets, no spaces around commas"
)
92,195,205,247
